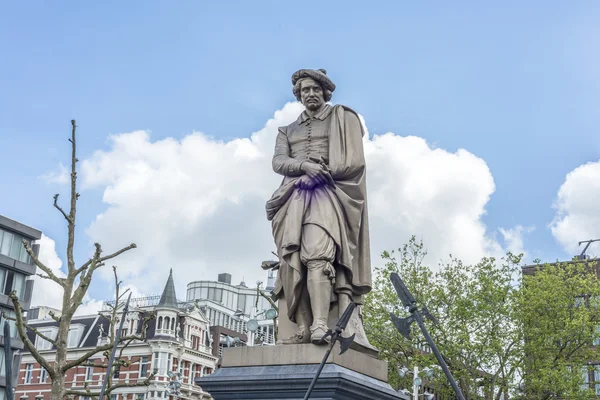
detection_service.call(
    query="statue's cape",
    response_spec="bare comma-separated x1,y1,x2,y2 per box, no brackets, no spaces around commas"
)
265,104,372,321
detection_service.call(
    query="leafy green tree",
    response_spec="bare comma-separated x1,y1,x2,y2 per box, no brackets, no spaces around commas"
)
364,236,523,399
364,237,600,399
519,260,600,399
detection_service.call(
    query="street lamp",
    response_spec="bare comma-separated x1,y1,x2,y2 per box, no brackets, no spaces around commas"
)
398,365,438,400
234,306,277,346
165,371,182,398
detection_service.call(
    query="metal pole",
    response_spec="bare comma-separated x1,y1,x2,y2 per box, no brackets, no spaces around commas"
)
4,321,13,400
98,293,132,399
412,310,464,399
302,302,356,400
390,273,465,400
303,345,334,400
413,365,418,400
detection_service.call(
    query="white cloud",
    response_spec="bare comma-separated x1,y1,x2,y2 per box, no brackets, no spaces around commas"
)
498,225,535,257
39,163,69,185
32,234,66,310
550,160,600,257
79,102,513,297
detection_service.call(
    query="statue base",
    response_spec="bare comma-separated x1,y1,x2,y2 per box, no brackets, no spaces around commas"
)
277,297,379,358
195,344,407,400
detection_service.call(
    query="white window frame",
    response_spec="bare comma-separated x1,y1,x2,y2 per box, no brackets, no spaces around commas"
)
85,366,93,381
35,328,57,350
139,355,148,377
67,324,85,348
40,367,47,383
24,363,33,384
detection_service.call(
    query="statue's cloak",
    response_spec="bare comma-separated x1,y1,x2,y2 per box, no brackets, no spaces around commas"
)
266,104,372,322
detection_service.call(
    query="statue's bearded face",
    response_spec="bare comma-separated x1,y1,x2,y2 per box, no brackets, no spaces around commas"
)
300,78,325,111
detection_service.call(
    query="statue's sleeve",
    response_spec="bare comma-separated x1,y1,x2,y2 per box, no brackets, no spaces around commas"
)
329,107,366,180
272,127,304,177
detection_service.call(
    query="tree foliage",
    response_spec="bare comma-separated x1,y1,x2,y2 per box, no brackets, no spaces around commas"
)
364,236,600,399
520,261,600,399
8,120,154,399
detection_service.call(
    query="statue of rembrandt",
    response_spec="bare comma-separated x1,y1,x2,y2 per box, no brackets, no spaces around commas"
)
266,69,375,352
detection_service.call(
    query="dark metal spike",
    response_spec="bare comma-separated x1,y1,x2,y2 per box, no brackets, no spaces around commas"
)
421,307,439,325
338,333,356,355
390,312,414,340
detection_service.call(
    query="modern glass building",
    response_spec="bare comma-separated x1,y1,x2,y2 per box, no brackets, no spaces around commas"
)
186,272,277,350
0,215,41,398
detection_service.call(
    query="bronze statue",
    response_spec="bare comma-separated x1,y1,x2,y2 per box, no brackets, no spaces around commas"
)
266,69,375,352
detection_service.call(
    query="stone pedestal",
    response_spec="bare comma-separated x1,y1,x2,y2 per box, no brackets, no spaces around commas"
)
196,344,407,400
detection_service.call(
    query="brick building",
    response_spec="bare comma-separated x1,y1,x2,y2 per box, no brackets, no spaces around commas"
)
15,270,218,400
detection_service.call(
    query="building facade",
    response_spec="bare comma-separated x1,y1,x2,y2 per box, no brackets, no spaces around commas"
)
186,272,277,356
0,215,41,398
15,270,218,400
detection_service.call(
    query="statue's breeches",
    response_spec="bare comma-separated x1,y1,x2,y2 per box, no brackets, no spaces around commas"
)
300,224,335,264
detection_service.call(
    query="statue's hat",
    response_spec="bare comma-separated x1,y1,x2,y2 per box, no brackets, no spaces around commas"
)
291,69,336,92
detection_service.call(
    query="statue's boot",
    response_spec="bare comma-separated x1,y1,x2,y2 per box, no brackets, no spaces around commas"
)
307,260,334,344
277,294,311,345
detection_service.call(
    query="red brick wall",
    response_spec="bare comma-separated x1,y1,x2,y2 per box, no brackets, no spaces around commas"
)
16,354,153,399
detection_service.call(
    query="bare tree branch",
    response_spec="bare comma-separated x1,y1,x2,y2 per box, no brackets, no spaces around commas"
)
76,243,103,276
8,292,55,377
64,372,155,396
22,239,64,286
53,194,71,223
66,119,78,274
14,120,144,399
1,312,57,345
98,243,137,265
63,312,154,371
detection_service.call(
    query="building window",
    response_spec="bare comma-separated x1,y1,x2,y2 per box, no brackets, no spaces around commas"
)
237,295,246,313
85,366,93,381
139,355,148,377
40,367,47,383
67,327,79,348
1,270,26,298
582,366,590,392
208,288,222,303
35,329,55,350
113,365,120,379
153,352,171,376
24,363,33,383
0,228,31,263
158,316,163,329
594,325,600,346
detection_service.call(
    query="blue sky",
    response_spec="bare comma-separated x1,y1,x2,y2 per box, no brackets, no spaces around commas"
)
1,1,599,307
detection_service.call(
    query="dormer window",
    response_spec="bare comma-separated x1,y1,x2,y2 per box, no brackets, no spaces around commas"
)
67,324,85,348
35,327,58,350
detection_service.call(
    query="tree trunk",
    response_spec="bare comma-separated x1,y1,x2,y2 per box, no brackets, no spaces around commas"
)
50,373,65,400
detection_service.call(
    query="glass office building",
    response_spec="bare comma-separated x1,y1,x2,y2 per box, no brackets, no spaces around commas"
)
186,272,277,347
0,215,41,399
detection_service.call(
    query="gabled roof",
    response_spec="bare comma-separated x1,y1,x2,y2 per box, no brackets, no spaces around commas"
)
158,268,179,309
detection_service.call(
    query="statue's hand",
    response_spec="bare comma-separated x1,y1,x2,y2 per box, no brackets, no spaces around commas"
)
295,175,316,190
301,162,334,187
